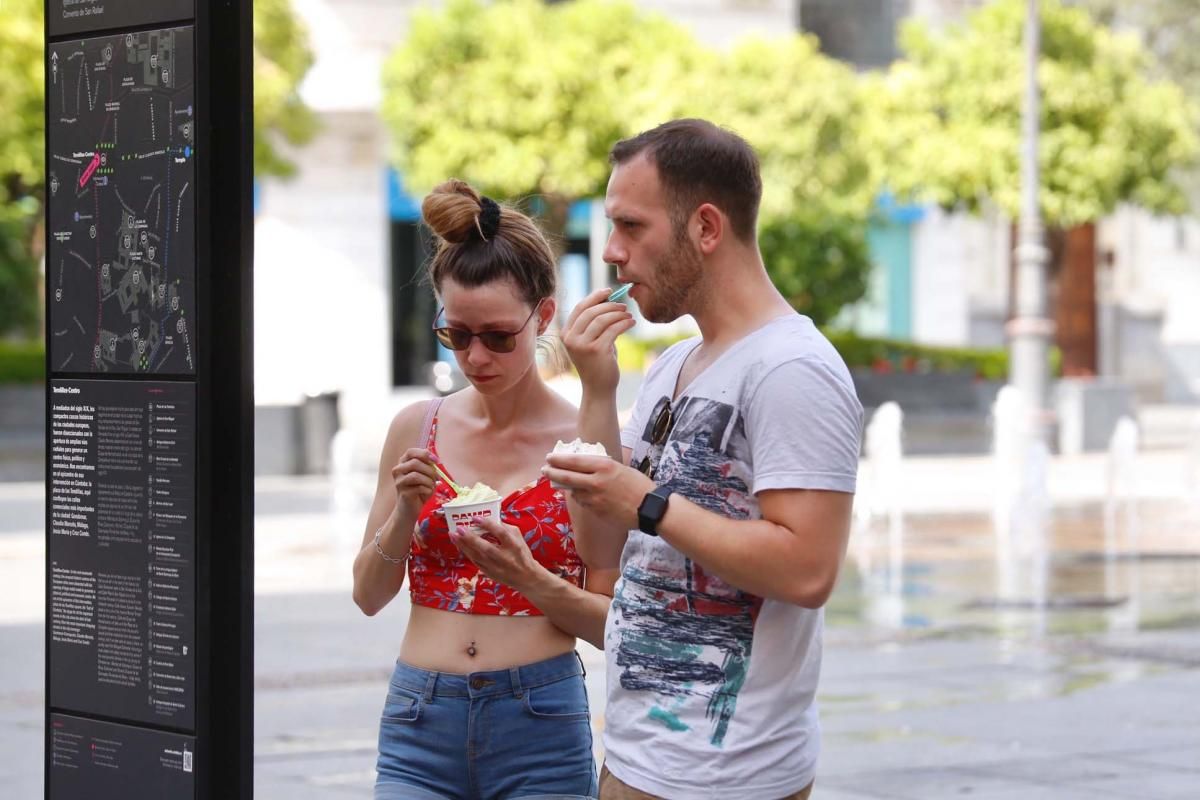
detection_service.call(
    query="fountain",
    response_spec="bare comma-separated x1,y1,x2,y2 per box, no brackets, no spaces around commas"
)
990,387,1049,544
855,402,906,628
329,427,364,563
1104,416,1141,632
1187,410,1200,507
1104,416,1140,554
991,385,1051,632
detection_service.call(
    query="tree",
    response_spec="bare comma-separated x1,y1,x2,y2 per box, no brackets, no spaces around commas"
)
866,0,1200,374
758,214,870,328
1072,0,1200,199
1072,0,1200,107
700,34,876,325
253,0,319,178
382,0,705,243
382,1,875,322
0,0,317,336
0,0,44,337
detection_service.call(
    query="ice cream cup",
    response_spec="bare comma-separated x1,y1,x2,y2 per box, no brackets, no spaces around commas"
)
443,498,503,530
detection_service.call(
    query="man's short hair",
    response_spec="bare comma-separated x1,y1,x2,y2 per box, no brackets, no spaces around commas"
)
610,119,762,242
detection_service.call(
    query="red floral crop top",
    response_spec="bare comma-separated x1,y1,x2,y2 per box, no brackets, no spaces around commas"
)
408,414,584,615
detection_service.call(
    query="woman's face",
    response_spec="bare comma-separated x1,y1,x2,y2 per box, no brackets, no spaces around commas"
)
436,277,555,395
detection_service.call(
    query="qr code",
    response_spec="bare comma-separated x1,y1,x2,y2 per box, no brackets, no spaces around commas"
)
183,748,193,773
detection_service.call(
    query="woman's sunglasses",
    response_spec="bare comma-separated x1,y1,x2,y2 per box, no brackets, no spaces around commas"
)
636,400,675,478
432,303,539,354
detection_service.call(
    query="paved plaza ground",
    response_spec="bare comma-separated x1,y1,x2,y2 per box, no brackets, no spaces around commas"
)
2,444,1198,798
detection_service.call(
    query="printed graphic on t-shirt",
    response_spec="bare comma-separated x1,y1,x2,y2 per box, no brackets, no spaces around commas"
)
612,394,763,747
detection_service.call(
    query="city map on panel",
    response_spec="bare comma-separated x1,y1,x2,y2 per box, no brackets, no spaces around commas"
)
47,26,196,374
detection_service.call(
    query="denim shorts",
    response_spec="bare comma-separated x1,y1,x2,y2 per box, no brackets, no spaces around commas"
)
374,651,598,800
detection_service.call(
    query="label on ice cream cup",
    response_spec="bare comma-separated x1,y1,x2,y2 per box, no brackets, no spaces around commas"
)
443,499,502,529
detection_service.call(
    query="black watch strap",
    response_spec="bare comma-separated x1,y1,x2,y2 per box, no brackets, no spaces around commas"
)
637,486,672,536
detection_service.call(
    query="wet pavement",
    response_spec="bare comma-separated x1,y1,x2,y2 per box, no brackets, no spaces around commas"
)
1,451,1198,798
815,493,1200,799
842,501,1200,638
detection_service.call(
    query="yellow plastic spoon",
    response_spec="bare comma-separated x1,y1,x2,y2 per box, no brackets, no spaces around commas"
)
433,462,464,496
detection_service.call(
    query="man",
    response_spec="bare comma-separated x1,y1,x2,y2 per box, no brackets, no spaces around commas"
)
546,119,863,800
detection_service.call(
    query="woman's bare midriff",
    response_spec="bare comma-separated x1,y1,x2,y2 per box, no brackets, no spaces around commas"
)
398,604,576,674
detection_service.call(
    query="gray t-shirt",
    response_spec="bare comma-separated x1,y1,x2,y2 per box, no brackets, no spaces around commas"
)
605,313,863,799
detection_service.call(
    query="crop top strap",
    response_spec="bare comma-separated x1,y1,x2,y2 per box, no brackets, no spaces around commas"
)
417,396,443,450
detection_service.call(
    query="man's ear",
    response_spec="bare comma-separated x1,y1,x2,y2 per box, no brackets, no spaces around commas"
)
537,297,557,335
694,203,724,255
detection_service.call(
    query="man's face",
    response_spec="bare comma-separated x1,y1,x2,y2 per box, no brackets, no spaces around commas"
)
603,154,703,324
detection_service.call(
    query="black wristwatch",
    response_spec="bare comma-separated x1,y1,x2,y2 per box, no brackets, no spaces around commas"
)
637,486,673,536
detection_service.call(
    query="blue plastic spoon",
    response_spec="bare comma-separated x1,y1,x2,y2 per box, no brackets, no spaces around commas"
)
607,283,633,302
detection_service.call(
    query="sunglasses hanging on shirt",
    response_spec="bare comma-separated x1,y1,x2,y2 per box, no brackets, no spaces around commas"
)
636,400,675,479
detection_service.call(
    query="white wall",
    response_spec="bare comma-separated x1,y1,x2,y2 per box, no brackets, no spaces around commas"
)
1101,206,1200,400
911,207,971,345
906,0,986,27
904,205,1011,348
256,111,391,422
641,0,793,46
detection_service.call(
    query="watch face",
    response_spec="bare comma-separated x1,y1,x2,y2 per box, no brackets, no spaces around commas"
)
638,490,669,535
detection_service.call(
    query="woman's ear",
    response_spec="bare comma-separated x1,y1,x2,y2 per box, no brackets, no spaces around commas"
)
537,297,558,335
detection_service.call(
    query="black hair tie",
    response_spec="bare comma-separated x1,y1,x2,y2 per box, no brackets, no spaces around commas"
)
478,196,501,241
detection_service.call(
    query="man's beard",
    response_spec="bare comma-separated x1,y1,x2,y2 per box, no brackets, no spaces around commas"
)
640,224,704,324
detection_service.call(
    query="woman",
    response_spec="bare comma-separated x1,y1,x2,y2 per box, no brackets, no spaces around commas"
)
352,179,631,800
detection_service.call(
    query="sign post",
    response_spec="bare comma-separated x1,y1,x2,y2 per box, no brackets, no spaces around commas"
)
44,1,253,796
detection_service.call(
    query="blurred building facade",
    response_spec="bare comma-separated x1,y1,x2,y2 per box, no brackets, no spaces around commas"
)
799,0,1200,404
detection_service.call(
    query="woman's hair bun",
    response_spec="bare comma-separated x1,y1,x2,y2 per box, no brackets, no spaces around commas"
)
421,179,486,244
421,178,558,307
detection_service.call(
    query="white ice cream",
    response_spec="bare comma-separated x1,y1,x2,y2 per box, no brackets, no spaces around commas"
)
552,438,609,457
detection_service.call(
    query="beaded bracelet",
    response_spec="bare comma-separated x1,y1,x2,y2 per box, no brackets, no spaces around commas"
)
373,525,407,566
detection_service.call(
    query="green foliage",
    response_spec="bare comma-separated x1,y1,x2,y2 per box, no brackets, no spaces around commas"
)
0,0,43,337
696,34,876,321
700,34,876,222
867,0,1200,225
254,0,319,178
1072,0,1200,106
758,215,871,328
0,339,44,384
382,2,875,220
0,201,41,338
1072,0,1200,199
382,0,704,202
616,328,1020,380
383,2,875,319
0,0,43,199
824,331,1012,380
